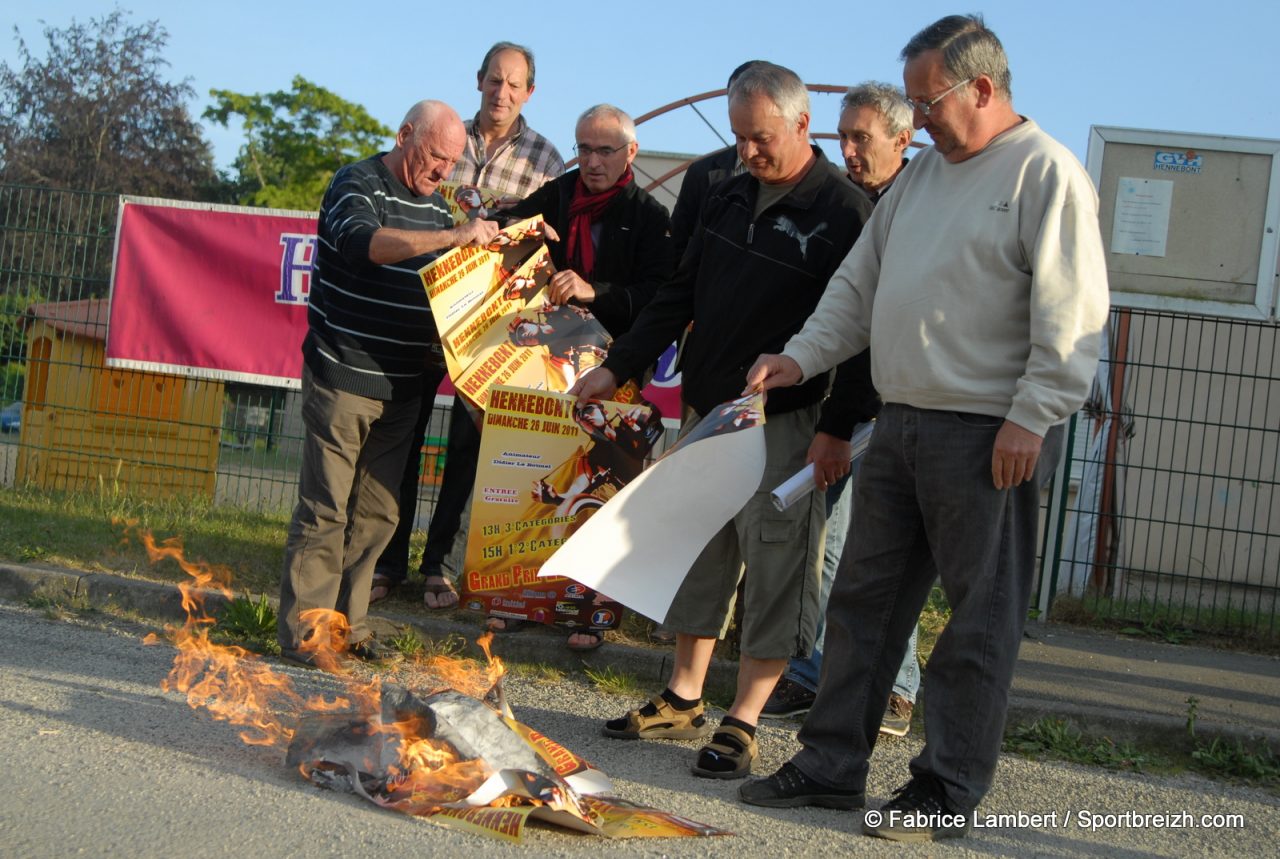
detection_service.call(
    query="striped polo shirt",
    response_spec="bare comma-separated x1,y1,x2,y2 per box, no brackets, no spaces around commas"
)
304,154,453,401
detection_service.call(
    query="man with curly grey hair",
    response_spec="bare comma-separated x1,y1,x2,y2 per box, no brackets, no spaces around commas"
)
741,15,1109,842
837,81,914,198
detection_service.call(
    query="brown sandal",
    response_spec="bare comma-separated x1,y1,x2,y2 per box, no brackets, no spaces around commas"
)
369,573,397,604
602,695,712,740
691,724,758,779
422,576,458,610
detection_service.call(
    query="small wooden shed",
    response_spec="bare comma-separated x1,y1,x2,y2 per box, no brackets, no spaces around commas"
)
17,299,223,498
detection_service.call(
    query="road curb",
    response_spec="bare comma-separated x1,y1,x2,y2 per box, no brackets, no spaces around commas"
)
0,561,736,692
1,561,1274,750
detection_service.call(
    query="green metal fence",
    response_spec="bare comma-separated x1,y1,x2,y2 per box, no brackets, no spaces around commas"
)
1042,308,1280,637
3,183,1278,637
0,182,450,523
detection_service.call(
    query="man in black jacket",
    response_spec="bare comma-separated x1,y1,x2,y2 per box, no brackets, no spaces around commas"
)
502,104,673,339
572,63,874,778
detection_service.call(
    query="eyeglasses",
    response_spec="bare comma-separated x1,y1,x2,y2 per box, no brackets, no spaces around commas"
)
905,78,973,117
573,143,627,159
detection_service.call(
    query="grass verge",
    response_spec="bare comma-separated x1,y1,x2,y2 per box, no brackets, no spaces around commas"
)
0,485,289,594
1004,714,1279,794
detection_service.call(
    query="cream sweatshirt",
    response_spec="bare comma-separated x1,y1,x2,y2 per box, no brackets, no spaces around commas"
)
782,119,1110,437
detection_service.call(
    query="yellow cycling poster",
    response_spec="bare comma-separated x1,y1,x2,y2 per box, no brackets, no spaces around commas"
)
419,217,620,410
437,181,518,224
461,386,663,631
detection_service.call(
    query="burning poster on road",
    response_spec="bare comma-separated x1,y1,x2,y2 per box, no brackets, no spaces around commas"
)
134,526,726,843
461,386,663,632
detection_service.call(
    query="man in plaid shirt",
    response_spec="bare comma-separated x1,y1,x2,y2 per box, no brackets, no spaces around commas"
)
454,41,565,200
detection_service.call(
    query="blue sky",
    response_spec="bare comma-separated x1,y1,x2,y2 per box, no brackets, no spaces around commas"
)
5,1,1278,174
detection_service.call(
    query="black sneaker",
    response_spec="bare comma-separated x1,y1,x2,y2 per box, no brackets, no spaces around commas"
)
862,774,970,842
739,762,864,809
349,635,404,665
879,693,913,737
760,677,817,719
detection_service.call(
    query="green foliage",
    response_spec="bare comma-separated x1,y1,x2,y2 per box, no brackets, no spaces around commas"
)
214,593,279,655
1118,616,1195,645
218,593,277,643
584,665,643,697
1186,696,1200,739
387,627,426,658
0,361,24,403
1183,695,1279,784
204,77,392,210
0,10,217,197
0,287,47,394
1049,593,1277,653
421,632,469,660
506,662,566,683
0,486,288,595
1004,718,1162,773
25,592,89,620
1191,738,1280,784
916,584,950,666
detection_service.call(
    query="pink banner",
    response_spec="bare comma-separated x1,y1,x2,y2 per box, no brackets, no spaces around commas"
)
106,198,317,387
104,197,683,414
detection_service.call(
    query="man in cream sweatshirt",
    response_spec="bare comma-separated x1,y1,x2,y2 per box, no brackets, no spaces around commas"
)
739,14,1110,843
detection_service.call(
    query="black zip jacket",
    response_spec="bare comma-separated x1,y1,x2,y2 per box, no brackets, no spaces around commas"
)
602,148,874,416
669,145,739,262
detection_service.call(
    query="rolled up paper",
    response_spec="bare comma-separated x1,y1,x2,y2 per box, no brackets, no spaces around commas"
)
770,421,875,511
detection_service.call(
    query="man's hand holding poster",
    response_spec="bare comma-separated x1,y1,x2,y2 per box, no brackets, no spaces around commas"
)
419,217,626,410
462,386,664,632
538,393,767,623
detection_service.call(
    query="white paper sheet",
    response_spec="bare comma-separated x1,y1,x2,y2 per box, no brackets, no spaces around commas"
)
537,418,765,622
1111,177,1173,257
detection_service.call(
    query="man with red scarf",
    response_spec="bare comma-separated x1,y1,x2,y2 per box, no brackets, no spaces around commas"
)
502,104,673,338
494,103,675,649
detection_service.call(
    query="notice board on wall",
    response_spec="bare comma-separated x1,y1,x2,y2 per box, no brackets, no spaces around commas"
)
1087,126,1280,321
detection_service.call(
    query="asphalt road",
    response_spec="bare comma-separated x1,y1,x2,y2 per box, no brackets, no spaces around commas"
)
0,601,1275,858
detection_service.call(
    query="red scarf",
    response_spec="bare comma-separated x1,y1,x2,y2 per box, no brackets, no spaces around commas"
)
566,166,632,280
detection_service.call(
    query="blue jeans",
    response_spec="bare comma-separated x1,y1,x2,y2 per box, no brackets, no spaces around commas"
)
792,405,1063,812
785,451,920,704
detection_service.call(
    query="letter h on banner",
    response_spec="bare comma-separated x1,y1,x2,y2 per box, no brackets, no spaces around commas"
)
277,233,317,304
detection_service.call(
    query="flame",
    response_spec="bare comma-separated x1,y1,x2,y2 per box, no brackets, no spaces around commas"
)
477,631,506,688
125,523,302,747
132,524,511,807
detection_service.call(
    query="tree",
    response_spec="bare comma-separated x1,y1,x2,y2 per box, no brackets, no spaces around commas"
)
204,77,392,211
0,10,218,197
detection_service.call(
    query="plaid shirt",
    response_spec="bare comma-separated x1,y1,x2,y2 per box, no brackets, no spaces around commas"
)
451,114,565,199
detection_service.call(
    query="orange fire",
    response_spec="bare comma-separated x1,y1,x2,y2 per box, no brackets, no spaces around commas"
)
129,527,729,841
134,525,504,802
